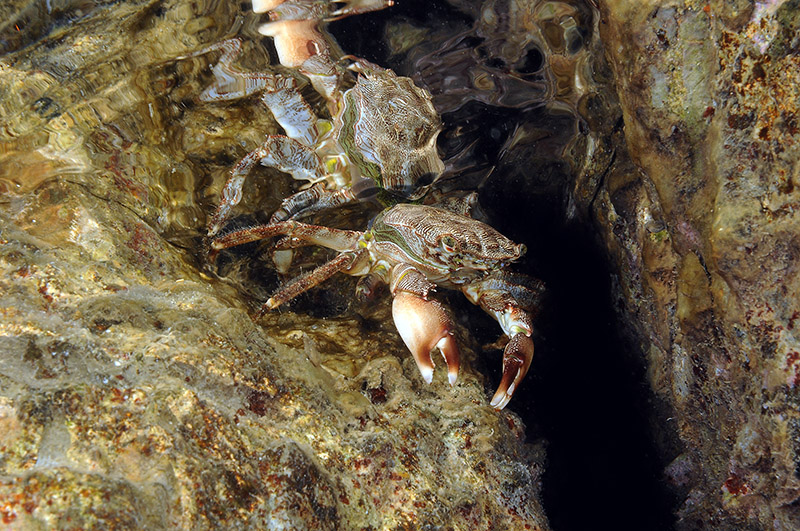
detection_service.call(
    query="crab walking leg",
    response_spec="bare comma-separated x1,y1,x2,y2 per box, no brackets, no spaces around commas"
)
186,38,318,141
258,87,319,146
207,137,326,236
178,39,267,100
211,220,362,253
259,249,366,316
192,40,279,101
198,42,318,144
267,184,360,273
185,37,319,146
390,265,460,385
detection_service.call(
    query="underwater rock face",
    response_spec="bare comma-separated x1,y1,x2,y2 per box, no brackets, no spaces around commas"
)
581,1,800,528
0,0,549,528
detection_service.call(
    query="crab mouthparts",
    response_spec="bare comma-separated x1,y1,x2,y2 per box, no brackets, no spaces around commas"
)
391,292,460,386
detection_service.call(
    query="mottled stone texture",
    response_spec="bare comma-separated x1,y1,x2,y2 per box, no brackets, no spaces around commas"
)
0,0,548,529
580,1,800,528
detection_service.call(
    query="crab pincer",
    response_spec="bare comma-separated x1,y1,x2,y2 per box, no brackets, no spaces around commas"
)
391,291,460,386
209,204,542,410
491,333,534,410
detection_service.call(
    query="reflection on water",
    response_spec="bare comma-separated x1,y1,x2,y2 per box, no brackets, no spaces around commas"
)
0,1,611,528
0,0,595,325
0,0,257,253
1,1,663,529
0,0,594,256
332,0,595,208
335,4,678,531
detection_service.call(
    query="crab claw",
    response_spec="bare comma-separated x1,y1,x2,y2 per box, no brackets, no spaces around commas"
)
391,291,460,386
490,333,534,410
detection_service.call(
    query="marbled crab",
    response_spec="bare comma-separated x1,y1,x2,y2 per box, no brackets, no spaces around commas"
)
190,0,444,238
211,203,543,410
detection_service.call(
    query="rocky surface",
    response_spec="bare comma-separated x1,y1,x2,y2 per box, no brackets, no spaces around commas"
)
0,0,548,529
578,1,800,528
8,0,799,528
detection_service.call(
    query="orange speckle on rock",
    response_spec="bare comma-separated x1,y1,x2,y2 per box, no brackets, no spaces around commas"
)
788,311,799,330
724,474,749,495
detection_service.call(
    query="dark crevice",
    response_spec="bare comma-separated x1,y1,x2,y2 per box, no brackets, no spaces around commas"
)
330,2,678,529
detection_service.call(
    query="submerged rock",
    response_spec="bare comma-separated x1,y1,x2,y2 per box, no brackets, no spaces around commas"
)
0,0,548,528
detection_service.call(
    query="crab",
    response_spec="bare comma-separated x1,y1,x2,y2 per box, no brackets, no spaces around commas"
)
188,1,444,239
211,203,543,410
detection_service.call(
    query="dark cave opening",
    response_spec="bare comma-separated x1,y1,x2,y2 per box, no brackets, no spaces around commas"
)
329,2,678,529
488,192,679,531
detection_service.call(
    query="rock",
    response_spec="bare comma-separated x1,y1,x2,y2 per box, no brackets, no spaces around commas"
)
0,0,548,528
579,1,800,528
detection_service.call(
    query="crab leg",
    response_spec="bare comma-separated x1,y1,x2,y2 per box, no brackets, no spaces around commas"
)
179,39,270,101
259,249,367,315
211,219,367,313
189,39,329,237
207,137,326,236
266,184,359,271
211,220,362,253
390,265,460,386
259,88,319,146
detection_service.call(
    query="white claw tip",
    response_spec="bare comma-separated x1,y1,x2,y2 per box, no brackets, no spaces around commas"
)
506,382,516,397
490,393,512,410
419,366,434,384
448,370,457,386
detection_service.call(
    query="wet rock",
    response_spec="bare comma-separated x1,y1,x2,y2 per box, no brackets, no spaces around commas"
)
578,1,800,528
0,0,548,528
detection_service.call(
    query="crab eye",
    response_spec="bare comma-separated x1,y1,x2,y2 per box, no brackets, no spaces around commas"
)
440,235,458,253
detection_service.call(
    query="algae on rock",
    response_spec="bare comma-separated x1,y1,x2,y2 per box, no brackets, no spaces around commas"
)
576,1,800,528
0,0,548,528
